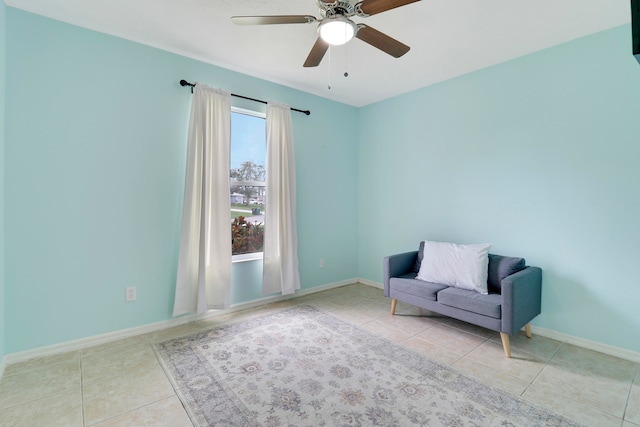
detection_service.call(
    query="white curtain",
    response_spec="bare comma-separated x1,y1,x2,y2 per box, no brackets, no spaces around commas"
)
262,102,301,296
173,84,232,316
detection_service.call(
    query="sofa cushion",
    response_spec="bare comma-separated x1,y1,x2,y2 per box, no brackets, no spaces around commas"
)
389,273,449,301
437,287,502,319
417,241,491,294
413,241,425,273
487,254,526,294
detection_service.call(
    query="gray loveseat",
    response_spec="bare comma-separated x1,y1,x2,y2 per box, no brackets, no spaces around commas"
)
383,243,542,357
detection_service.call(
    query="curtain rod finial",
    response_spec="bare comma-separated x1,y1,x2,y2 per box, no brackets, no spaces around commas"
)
180,80,195,93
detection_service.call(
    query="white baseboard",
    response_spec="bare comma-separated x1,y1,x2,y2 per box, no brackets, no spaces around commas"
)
4,316,193,366
357,277,383,289
5,277,639,373
3,278,359,367
529,325,640,363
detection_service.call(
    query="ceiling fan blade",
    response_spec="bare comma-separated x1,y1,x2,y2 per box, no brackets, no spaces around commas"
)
231,15,317,25
355,24,410,58
303,38,329,67
357,0,420,16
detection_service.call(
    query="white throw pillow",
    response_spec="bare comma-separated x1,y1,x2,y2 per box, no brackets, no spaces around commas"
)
416,241,492,294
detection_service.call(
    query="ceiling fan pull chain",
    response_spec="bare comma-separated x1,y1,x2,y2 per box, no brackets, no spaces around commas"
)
344,43,349,78
327,46,332,90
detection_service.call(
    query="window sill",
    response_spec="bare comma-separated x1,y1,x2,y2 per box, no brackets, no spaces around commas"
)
232,252,264,263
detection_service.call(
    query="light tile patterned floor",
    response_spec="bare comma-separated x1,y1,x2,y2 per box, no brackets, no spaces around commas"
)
1,283,638,426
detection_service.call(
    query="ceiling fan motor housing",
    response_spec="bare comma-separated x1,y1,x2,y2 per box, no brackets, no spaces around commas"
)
319,0,356,18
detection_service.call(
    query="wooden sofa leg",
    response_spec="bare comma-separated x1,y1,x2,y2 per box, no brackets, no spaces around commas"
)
525,323,532,338
500,333,512,358
390,299,397,315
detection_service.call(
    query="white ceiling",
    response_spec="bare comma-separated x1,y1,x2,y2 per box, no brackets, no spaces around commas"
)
6,0,631,106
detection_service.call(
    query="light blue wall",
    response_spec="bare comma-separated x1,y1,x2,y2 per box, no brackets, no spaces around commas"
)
5,7,640,357
5,8,358,353
1,0,7,362
358,25,640,353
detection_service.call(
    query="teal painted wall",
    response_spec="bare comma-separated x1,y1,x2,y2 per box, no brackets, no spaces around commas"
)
5,7,640,357
357,25,640,353
1,0,7,362
4,9,358,353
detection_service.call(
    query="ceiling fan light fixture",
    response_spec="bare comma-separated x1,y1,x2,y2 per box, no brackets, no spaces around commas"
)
319,16,356,45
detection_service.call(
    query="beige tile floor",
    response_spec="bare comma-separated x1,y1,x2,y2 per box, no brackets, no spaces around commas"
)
1,283,639,427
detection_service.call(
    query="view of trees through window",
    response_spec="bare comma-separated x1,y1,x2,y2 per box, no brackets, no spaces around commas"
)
230,109,266,257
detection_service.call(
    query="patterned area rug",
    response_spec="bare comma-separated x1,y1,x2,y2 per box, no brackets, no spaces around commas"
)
154,305,582,427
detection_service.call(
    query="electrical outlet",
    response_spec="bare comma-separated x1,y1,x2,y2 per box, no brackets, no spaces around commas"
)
126,287,136,302
319,258,325,268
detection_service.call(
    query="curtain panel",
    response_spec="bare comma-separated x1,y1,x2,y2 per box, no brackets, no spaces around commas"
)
173,84,232,316
262,102,301,296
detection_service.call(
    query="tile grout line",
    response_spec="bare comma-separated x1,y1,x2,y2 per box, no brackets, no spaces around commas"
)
519,341,564,398
621,363,640,423
80,352,87,427
519,342,630,424
80,341,184,426
386,315,473,366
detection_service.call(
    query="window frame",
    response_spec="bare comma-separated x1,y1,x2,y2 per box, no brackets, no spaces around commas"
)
230,107,266,263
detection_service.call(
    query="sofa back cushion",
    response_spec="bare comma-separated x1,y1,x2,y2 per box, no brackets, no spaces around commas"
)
487,254,526,293
414,241,425,273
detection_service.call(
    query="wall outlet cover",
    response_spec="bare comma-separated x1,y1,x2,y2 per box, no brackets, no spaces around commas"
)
126,287,137,302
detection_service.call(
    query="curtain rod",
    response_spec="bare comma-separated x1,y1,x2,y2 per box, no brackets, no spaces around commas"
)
179,80,310,116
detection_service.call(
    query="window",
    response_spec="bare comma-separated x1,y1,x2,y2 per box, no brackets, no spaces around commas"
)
230,108,266,260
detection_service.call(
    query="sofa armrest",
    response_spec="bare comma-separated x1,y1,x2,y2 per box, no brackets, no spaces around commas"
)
383,251,418,297
500,266,542,335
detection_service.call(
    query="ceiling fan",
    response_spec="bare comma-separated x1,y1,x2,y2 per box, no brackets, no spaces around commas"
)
231,0,419,67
